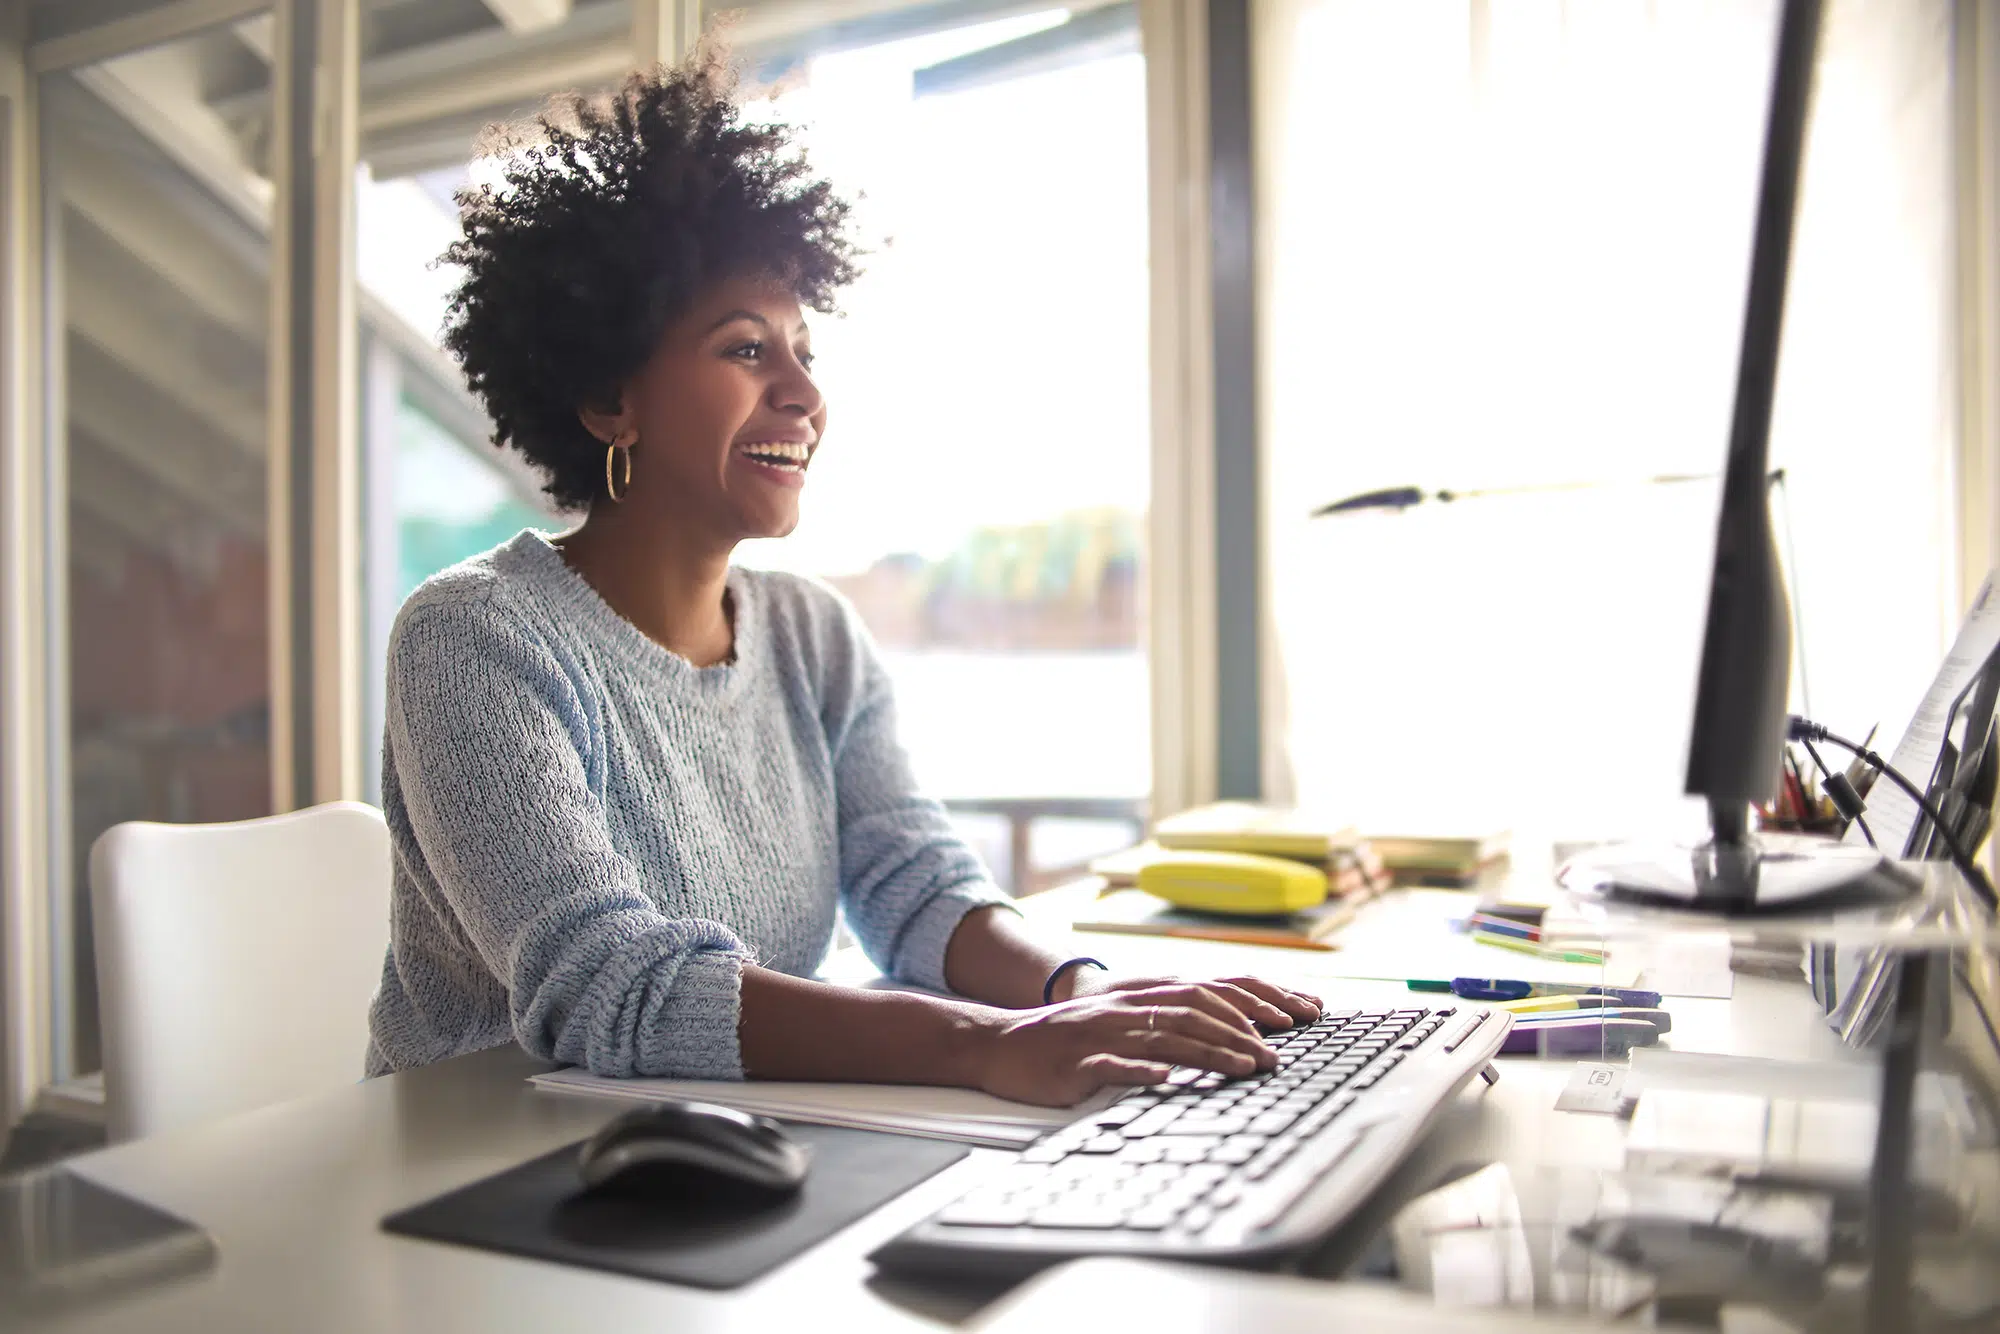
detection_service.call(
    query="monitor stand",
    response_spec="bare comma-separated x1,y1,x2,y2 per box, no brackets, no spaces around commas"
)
1566,799,1908,914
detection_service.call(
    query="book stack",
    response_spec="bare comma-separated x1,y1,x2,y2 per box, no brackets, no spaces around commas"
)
1368,830,1510,888
1154,801,1393,896
1076,803,1391,950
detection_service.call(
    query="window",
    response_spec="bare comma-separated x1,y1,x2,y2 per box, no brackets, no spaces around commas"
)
1258,0,1959,839
41,24,278,1075
352,53,567,805
719,1,1153,888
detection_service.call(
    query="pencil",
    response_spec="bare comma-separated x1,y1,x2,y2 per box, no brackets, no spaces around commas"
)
1471,932,1605,965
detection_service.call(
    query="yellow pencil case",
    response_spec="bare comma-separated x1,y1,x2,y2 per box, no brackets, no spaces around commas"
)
1136,850,1329,916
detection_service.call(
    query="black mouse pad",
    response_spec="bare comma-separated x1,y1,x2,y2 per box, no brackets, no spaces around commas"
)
380,1122,967,1290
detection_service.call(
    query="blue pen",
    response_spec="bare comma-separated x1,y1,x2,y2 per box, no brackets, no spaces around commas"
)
1462,915,1539,942
1429,979,1662,1007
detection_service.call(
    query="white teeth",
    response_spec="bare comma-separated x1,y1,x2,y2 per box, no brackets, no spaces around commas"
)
739,440,811,464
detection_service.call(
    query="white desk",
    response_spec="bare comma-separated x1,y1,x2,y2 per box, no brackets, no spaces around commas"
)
14,889,1869,1334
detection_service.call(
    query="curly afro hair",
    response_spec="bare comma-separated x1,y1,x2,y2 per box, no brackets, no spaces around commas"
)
440,51,862,510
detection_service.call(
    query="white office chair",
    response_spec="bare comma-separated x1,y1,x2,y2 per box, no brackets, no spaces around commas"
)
89,800,392,1143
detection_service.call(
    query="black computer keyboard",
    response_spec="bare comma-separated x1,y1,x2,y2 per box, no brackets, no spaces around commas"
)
870,1004,1513,1279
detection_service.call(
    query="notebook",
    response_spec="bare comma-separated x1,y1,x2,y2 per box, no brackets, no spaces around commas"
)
1152,801,1360,861
528,1067,1113,1150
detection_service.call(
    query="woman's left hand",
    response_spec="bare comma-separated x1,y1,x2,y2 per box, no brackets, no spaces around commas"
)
1057,968,1323,1030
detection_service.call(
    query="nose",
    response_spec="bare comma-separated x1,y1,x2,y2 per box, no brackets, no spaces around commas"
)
769,348,824,421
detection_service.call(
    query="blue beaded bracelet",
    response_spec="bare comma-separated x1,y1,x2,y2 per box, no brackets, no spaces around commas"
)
1042,956,1109,1006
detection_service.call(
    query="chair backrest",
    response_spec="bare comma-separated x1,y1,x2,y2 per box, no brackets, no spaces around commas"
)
89,801,391,1142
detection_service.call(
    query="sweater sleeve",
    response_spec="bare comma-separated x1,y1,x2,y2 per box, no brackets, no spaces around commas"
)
387,597,752,1079
822,601,1014,992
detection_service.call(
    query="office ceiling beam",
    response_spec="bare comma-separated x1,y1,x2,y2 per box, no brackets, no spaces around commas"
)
232,13,275,62
30,0,270,73
483,0,575,37
913,3,1137,98
210,1,627,130
360,38,626,135
209,0,1129,175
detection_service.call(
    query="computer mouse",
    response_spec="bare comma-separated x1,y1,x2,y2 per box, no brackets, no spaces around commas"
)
576,1101,811,1196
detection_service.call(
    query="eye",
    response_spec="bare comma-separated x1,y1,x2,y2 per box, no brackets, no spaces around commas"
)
728,340,764,362
797,349,816,371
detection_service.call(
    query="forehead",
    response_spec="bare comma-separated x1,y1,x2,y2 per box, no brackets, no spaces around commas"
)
692,275,810,331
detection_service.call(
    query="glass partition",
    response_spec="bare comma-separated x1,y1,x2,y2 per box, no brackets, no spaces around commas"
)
41,19,277,1074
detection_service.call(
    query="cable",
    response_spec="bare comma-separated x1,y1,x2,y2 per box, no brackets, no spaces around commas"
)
1793,733,1877,848
1788,715,1997,910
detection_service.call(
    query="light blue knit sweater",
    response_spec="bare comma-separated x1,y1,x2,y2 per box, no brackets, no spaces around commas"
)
365,530,1010,1080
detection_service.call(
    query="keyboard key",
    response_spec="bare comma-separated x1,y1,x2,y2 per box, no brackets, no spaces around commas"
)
1125,1203,1183,1230
1028,1203,1131,1230
1244,1147,1292,1181
1092,1103,1148,1128
1021,1142,1068,1164
1161,1116,1247,1137
1079,1134,1126,1154
939,1200,1031,1227
1163,1138,1219,1164
1122,1106,1186,1138
1441,1011,1491,1052
1249,1111,1299,1136
1179,1205,1218,1234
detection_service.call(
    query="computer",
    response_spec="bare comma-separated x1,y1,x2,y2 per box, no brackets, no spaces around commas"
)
870,0,1852,1280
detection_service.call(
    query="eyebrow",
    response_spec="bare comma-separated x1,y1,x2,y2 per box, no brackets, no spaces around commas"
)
703,309,808,342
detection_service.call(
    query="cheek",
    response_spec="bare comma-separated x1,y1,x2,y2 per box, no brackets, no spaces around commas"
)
634,366,753,452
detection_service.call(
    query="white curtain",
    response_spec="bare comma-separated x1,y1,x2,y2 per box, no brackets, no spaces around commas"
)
1256,0,1960,839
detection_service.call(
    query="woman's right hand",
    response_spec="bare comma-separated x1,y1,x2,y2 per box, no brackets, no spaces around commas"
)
968,983,1280,1107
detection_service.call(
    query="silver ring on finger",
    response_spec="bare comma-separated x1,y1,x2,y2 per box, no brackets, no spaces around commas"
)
1147,1006,1159,1032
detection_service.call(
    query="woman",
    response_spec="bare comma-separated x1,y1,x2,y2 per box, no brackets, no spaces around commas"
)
365,53,1321,1106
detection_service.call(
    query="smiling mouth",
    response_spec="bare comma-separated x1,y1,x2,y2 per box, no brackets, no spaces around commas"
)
736,441,812,472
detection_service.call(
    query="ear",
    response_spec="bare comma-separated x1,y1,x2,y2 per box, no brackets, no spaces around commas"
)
577,390,634,448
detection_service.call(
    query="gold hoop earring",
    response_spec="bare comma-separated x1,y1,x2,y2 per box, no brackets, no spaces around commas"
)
605,436,633,502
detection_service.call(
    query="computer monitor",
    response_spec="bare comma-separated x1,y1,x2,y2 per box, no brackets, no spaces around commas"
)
1583,0,1895,911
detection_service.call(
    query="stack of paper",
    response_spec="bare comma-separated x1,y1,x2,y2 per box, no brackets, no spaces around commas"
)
528,1069,1113,1150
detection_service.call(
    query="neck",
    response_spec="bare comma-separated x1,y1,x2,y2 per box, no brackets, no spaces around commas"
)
553,504,735,667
